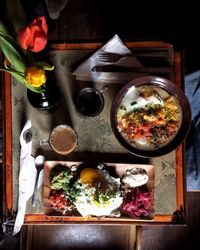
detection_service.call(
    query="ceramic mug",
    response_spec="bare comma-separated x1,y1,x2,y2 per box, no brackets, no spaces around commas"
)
39,124,78,155
75,85,108,117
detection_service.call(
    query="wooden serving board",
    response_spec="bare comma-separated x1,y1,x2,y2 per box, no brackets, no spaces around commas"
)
43,161,155,221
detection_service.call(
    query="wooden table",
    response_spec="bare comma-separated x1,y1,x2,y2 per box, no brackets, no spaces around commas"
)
1,40,186,226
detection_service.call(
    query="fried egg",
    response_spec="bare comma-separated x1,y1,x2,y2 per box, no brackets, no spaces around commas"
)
74,168,123,217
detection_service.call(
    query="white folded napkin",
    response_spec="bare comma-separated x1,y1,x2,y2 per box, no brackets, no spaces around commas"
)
73,34,144,83
13,120,44,235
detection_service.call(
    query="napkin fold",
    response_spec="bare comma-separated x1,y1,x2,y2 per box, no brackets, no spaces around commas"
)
73,34,144,83
13,120,44,235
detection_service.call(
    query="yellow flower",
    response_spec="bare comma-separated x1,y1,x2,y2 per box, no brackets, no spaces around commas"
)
25,66,46,88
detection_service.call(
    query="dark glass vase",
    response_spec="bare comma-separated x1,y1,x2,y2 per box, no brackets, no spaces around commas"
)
27,78,60,111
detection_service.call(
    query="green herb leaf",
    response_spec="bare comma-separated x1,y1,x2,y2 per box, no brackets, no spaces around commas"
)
50,170,73,192
131,101,137,106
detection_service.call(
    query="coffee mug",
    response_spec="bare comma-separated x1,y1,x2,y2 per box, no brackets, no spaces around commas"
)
39,124,78,155
75,85,108,117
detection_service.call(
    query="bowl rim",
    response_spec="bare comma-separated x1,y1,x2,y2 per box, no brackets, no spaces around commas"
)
110,75,192,158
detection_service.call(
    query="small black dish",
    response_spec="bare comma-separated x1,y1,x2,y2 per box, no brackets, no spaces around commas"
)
75,87,106,117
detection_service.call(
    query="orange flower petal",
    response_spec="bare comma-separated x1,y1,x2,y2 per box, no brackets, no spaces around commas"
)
38,16,48,34
31,32,47,52
18,27,31,50
17,16,48,52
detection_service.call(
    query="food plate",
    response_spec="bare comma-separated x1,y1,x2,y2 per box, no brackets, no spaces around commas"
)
44,161,155,221
111,75,191,157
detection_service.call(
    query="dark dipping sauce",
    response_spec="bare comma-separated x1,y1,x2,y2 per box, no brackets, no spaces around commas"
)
76,88,104,117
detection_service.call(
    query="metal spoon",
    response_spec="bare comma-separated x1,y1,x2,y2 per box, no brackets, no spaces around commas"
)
32,155,45,207
23,128,32,143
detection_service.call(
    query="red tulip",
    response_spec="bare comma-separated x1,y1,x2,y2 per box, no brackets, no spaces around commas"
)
18,16,48,52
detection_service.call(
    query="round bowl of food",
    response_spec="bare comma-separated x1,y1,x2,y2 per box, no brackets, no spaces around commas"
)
110,76,191,158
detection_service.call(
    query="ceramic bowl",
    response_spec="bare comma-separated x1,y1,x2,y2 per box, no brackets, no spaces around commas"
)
110,76,191,158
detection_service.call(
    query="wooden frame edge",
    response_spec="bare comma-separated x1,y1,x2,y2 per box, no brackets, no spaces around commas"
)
2,71,13,218
174,48,187,222
50,40,173,50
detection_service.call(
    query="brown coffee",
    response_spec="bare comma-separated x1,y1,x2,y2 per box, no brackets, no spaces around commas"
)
49,125,78,155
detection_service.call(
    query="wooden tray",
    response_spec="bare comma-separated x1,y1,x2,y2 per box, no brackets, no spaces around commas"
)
1,40,186,225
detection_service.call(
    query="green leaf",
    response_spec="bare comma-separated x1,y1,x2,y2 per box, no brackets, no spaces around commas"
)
26,85,44,93
34,61,54,71
0,68,25,82
0,34,26,72
0,68,44,93
3,53,24,70
0,31,23,53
